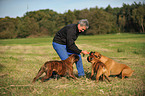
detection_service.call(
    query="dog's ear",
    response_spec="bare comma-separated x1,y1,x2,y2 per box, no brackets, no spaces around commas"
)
87,56,90,62
74,54,79,60
90,51,95,55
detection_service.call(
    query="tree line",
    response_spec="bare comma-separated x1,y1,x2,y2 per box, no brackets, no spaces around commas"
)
0,2,144,39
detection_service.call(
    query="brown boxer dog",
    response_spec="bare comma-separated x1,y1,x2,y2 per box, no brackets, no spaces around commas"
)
87,55,110,82
89,51,134,80
32,54,79,83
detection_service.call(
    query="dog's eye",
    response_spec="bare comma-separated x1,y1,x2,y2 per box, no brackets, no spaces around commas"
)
95,55,98,58
91,58,94,60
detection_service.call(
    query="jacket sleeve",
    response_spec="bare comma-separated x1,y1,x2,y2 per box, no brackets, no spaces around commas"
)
66,29,82,54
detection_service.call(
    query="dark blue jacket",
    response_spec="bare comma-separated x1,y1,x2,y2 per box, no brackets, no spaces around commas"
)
53,24,82,54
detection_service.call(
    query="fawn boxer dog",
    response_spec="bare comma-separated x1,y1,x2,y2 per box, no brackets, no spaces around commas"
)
89,51,134,80
87,55,110,82
32,54,79,83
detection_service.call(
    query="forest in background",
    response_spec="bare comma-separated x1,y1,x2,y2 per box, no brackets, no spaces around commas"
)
0,2,145,39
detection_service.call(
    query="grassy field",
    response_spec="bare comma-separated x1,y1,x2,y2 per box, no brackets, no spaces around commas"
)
0,33,145,96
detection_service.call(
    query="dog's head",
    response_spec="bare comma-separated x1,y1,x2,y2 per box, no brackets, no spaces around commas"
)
89,51,102,59
87,51,102,63
87,55,100,63
70,54,80,62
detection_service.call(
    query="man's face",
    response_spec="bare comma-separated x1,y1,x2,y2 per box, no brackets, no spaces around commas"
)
78,24,87,32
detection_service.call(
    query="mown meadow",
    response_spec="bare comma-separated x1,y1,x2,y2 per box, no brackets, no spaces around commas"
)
0,33,145,96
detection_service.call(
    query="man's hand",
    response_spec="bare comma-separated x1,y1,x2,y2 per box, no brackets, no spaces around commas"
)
81,50,89,55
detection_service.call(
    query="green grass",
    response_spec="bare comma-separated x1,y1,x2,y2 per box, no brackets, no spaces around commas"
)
0,33,145,96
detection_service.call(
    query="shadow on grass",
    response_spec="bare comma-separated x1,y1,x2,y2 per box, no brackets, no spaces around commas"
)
34,70,93,83
33,71,128,83
36,72,79,82
85,71,129,81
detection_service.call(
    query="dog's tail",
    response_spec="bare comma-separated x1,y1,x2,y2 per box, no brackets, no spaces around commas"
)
129,70,134,76
32,66,45,83
126,69,134,77
122,66,134,78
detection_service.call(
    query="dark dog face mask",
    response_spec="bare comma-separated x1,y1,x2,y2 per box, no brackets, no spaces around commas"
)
87,55,97,63
89,51,101,59
87,51,102,63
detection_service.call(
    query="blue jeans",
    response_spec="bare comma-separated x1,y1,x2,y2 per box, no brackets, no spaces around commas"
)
52,42,85,77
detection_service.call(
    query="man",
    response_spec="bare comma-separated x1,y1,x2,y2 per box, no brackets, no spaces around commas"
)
52,19,89,78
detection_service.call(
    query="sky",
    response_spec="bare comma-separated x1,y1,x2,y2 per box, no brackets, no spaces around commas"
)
0,0,144,18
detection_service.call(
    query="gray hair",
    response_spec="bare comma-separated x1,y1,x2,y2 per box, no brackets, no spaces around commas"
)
78,19,89,29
